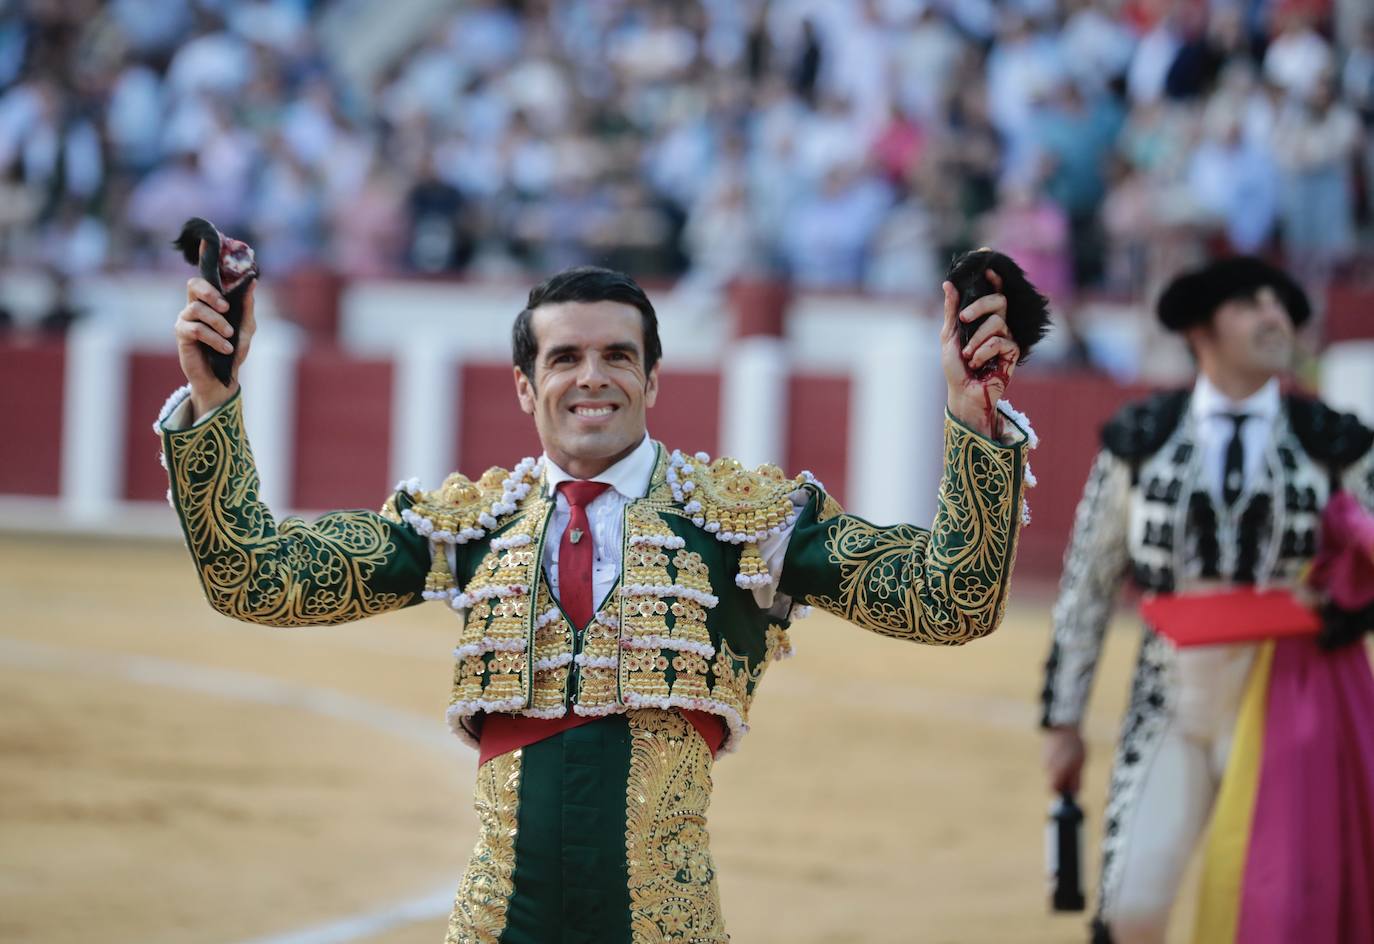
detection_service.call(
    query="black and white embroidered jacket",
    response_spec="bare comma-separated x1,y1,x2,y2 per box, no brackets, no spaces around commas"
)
1040,389,1374,728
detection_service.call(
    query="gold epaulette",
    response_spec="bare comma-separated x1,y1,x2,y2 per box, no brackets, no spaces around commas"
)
387,457,544,602
394,456,544,547
666,449,829,590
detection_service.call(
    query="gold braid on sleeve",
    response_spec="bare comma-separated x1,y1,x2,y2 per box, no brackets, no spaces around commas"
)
802,414,1026,645
162,394,424,626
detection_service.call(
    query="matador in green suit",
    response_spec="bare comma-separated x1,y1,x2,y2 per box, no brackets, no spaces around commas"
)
158,264,1036,942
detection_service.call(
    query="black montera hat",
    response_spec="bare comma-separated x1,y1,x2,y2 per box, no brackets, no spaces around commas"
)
1156,257,1310,332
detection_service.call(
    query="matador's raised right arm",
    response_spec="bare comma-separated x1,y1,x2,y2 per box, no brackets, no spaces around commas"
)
156,386,431,627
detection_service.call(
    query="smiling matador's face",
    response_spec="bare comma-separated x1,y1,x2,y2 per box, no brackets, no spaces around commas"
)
514,300,659,477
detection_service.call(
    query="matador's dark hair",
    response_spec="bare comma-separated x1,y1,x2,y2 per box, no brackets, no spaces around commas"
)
512,266,662,382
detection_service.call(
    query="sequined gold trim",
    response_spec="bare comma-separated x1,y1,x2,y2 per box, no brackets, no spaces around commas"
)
804,415,1023,644
684,456,797,539
626,710,727,943
615,506,717,708
446,749,522,943
529,582,573,714
163,394,416,625
407,462,537,543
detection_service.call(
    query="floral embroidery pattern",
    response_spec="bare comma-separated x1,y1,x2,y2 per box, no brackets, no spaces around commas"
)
162,393,416,625
803,416,1023,645
626,710,727,943
446,749,522,943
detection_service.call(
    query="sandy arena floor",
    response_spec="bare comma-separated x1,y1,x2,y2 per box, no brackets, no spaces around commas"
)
1,531,1193,943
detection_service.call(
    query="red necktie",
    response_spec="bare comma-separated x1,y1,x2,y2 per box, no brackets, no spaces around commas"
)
557,480,610,628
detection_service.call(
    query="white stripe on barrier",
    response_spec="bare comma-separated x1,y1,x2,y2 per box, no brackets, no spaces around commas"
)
719,335,790,470
61,319,128,522
237,323,301,513
847,316,944,524
390,342,458,498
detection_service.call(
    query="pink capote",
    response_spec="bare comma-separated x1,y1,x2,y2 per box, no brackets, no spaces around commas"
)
1236,492,1374,943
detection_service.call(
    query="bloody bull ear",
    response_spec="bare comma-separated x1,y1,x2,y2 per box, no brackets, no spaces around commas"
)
172,218,259,387
945,248,1052,364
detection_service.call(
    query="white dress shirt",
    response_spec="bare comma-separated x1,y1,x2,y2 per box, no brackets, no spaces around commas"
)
542,434,659,611
1189,375,1280,504
541,434,796,612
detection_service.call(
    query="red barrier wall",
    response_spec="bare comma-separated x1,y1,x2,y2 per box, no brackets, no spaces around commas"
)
292,352,393,509
648,370,720,458
1007,370,1157,580
787,372,850,505
124,351,185,501
0,339,65,496
1326,280,1374,343
459,364,541,475
0,340,1189,588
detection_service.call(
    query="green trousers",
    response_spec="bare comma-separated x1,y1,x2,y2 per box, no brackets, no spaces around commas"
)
445,709,728,943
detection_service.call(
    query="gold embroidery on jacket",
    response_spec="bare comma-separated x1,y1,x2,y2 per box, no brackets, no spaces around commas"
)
689,458,797,538
448,497,551,716
529,582,572,714
167,396,414,625
618,506,720,709
804,416,1021,644
620,507,679,700
626,710,727,943
446,749,521,943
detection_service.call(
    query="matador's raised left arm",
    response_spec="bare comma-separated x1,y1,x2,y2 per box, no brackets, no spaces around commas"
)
777,407,1032,645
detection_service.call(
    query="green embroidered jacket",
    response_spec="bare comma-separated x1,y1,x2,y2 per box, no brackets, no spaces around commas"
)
158,386,1030,752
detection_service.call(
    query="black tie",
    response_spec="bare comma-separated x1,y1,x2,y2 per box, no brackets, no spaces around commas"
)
1221,413,1249,506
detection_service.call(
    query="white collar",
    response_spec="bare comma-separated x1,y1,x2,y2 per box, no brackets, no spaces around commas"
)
542,433,656,500
1190,374,1281,423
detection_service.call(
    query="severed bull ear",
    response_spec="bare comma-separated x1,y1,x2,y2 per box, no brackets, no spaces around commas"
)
172,218,259,387
173,217,224,291
945,248,1052,365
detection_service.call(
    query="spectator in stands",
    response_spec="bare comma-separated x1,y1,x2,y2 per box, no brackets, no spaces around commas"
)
124,150,211,261
0,157,41,263
892,4,968,127
864,194,941,297
1341,19,1374,227
1186,110,1278,254
37,272,84,334
1127,9,1184,105
780,162,892,289
1033,78,1126,287
983,178,1073,310
405,152,469,274
680,172,763,299
1263,10,1334,103
1272,68,1361,277
329,163,406,279
1061,0,1137,92
0,0,1370,328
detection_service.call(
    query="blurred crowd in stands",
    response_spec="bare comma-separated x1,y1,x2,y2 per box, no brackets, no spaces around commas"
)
2,0,1372,325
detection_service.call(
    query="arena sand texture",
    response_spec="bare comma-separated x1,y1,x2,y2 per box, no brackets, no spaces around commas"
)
1,532,1205,943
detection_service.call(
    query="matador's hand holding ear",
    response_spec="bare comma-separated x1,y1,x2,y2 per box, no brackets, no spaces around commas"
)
940,249,1052,439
